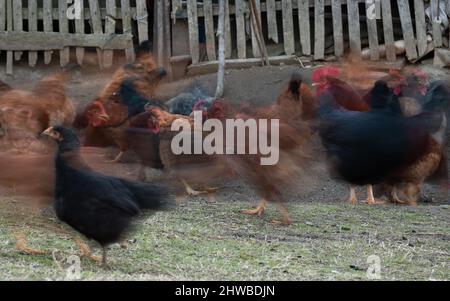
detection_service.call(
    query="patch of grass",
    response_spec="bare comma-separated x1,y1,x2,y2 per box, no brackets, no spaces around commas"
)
0,197,448,280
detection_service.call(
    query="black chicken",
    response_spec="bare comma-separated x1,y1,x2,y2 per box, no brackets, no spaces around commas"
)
319,80,445,204
43,126,174,266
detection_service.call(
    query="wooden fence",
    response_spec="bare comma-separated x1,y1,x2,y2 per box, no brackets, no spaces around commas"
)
172,0,450,67
0,0,150,74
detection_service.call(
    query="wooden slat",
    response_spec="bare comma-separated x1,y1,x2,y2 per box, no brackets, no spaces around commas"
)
397,0,418,60
6,0,12,74
431,0,443,47
414,0,427,57
365,0,379,60
0,32,133,51
28,0,38,67
0,0,5,32
43,0,53,65
187,0,199,64
282,0,295,55
156,0,164,65
235,0,246,59
58,0,70,66
75,0,85,65
298,0,311,55
331,0,344,57
121,0,135,62
347,0,361,55
164,0,173,79
13,0,23,61
266,0,278,43
203,0,216,60
314,0,325,60
224,0,232,58
251,0,261,58
136,0,149,43
381,0,396,61
103,0,116,68
89,0,104,68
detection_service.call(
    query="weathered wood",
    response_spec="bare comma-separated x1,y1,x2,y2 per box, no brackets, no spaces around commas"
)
19,7,138,21
0,32,133,51
397,0,418,60
250,0,261,58
282,0,295,55
413,0,427,56
431,0,443,47
28,0,38,67
216,0,226,98
136,0,149,43
13,0,23,61
266,0,278,43
187,0,199,64
298,0,311,55
164,0,173,79
0,0,5,32
156,0,164,66
365,0,379,60
89,0,104,68
224,0,232,58
331,0,344,57
381,0,396,61
203,0,216,60
347,0,361,55
121,0,135,62
75,0,85,65
58,0,70,66
235,0,246,59
314,0,325,60
5,0,12,74
103,0,116,68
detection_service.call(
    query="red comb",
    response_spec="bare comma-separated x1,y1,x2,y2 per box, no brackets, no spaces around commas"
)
311,66,340,82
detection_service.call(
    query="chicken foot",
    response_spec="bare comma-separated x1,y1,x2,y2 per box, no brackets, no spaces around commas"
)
182,179,212,196
347,186,358,204
75,239,101,262
241,199,267,216
13,231,47,255
270,201,292,226
364,185,386,205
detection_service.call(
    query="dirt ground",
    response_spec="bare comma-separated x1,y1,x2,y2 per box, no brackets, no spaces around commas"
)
0,58,449,280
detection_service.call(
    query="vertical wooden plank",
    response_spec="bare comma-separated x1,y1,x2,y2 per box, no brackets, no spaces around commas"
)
136,0,149,43
365,0,379,60
28,0,38,67
251,0,261,58
314,0,325,60
266,0,278,43
298,0,311,55
75,0,85,65
413,0,427,56
381,0,396,61
398,0,418,60
164,0,173,79
0,0,5,32
103,0,116,68
224,0,232,58
43,0,53,65
203,0,216,60
431,0,443,47
156,0,164,66
282,0,295,55
89,0,104,68
121,0,135,62
331,0,344,57
5,0,12,74
235,0,246,59
13,0,23,61
58,0,70,66
186,0,199,64
347,0,361,55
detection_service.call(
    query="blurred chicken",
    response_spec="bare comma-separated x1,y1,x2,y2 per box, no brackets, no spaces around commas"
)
167,84,215,116
0,72,75,154
318,80,446,205
227,73,315,225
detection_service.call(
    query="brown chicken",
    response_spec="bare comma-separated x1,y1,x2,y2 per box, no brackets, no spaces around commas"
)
0,72,75,154
226,74,315,225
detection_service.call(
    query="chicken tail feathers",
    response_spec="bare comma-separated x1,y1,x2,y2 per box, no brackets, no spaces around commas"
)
120,180,175,211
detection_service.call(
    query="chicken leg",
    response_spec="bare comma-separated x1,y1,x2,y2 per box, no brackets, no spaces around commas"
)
75,239,101,262
13,231,47,255
347,186,358,204
182,179,211,196
270,201,292,226
364,185,386,205
241,199,267,216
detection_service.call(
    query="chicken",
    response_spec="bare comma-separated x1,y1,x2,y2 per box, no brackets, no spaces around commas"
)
0,72,75,154
226,74,315,224
318,80,446,205
167,84,215,116
42,126,174,266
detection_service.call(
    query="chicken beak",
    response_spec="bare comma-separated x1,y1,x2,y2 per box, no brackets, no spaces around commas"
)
41,127,61,141
97,113,110,122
